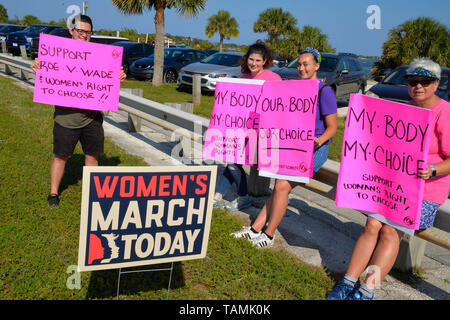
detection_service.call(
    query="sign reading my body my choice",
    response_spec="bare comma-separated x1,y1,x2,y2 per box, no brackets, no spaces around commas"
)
335,94,433,233
33,34,123,111
202,79,318,182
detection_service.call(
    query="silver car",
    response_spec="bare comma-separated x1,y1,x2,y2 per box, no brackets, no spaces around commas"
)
177,51,244,92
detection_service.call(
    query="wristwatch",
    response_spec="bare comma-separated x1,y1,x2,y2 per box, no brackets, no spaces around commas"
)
430,165,437,177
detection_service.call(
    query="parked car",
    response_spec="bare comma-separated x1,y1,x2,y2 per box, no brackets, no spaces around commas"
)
0,24,27,42
274,52,367,101
6,24,62,56
47,27,71,38
110,41,155,75
358,58,379,78
366,65,450,103
202,48,219,56
90,34,129,45
129,47,208,82
30,27,72,59
177,51,244,92
273,52,287,68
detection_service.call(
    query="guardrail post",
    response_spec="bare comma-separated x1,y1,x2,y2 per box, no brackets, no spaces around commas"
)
4,63,12,75
393,235,427,273
1,41,6,54
192,74,201,106
122,88,143,132
20,45,27,60
164,102,193,113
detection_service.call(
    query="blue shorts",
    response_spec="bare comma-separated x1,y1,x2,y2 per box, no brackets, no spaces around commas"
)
419,200,441,230
313,144,329,174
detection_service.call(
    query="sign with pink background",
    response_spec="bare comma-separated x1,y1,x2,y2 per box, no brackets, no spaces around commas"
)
33,34,123,111
202,79,263,165
202,79,318,183
335,94,433,232
257,80,318,181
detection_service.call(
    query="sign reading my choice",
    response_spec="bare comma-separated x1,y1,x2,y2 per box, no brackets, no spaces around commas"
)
336,94,433,233
203,78,318,182
33,33,123,111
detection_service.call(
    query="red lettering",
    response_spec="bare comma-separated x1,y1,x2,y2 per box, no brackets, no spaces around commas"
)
93,175,118,198
119,176,135,197
159,175,171,196
136,176,157,197
195,174,208,195
172,175,187,196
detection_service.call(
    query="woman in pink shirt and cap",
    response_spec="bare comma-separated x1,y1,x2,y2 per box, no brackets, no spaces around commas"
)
328,57,450,300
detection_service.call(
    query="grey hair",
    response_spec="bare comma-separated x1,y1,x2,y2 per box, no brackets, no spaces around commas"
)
407,57,441,80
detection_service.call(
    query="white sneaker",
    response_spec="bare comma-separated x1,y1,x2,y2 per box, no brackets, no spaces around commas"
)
230,226,261,240
225,197,252,212
250,233,274,248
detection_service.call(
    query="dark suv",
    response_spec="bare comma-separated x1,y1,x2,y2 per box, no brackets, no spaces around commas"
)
274,52,367,102
29,27,70,59
6,24,62,56
110,41,155,75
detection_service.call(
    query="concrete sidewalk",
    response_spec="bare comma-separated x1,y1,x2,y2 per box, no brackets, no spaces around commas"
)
103,108,450,300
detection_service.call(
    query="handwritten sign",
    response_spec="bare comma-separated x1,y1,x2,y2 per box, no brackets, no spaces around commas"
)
335,94,433,232
78,165,217,272
33,34,123,111
257,80,318,182
202,79,318,182
202,78,264,165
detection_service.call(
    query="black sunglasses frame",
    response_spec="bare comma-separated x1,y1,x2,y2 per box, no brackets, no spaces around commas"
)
407,78,436,87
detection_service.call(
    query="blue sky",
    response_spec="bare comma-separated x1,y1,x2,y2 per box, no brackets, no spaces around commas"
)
2,0,449,57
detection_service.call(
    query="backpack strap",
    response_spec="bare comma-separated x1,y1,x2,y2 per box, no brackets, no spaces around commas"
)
318,83,327,109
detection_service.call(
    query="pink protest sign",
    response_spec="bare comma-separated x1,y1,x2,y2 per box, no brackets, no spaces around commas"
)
257,80,318,182
33,34,123,111
335,94,433,232
202,79,263,165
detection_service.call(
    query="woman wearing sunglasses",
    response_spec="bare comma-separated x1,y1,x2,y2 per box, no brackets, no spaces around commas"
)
327,57,450,300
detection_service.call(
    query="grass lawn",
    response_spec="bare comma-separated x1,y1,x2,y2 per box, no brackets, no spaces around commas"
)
0,75,334,299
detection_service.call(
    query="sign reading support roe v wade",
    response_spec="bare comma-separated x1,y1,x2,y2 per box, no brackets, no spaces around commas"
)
77,166,217,272
335,94,433,232
33,34,123,111
202,79,318,182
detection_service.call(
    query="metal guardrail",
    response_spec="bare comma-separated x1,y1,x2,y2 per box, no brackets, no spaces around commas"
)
0,53,448,252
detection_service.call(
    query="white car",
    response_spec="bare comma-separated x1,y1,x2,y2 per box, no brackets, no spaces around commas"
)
177,51,244,92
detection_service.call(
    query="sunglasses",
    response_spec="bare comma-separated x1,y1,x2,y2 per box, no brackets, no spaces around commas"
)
74,28,93,36
407,78,435,87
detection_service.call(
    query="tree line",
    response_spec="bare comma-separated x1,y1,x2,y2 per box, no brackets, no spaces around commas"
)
1,2,448,84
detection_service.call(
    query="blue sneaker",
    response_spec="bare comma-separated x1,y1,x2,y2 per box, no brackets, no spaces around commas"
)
327,280,359,300
346,289,374,300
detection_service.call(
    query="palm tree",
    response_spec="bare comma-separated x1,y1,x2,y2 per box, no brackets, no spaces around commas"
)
253,8,297,43
205,10,239,52
270,25,335,61
111,0,206,86
378,17,449,73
